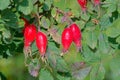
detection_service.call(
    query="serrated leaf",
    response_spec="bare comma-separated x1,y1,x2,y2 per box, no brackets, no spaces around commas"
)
48,42,60,52
81,13,90,21
43,0,53,11
56,56,69,72
107,4,116,13
2,30,11,39
90,63,105,80
53,0,66,10
102,1,117,16
71,62,86,72
82,43,100,63
28,58,40,77
48,27,61,44
76,21,85,29
118,3,120,13
46,48,57,69
80,43,93,62
18,0,33,15
46,43,68,72
6,49,12,57
116,36,120,44
100,14,111,30
31,41,38,54
85,31,98,49
99,34,110,54
69,0,80,17
0,35,2,44
106,18,120,38
0,24,5,32
1,9,18,28
110,53,120,80
0,0,10,10
39,69,54,80
72,67,91,80
41,17,50,29
57,74,71,80
63,44,83,66
51,7,56,17
2,30,12,44
39,0,44,3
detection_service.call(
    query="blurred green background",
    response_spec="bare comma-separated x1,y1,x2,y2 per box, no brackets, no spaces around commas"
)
0,54,38,80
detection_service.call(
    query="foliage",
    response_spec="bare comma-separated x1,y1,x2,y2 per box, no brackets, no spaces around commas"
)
0,0,120,80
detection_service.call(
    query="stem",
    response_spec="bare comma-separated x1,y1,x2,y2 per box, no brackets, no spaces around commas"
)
55,7,73,25
36,13,40,31
101,2,111,5
56,7,65,15
35,0,43,31
97,5,101,19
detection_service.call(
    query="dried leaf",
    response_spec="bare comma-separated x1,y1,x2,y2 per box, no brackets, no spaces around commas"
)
48,27,61,44
71,62,86,71
28,59,40,77
72,67,91,80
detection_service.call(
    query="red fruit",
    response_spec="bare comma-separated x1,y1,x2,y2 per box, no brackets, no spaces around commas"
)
94,0,100,6
70,23,82,50
36,31,47,56
24,24,37,47
62,27,73,52
77,0,87,13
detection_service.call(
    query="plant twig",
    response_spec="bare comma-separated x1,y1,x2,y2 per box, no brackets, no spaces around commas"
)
55,7,73,25
35,0,43,31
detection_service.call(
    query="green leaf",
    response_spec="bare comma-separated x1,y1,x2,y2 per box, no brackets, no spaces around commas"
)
0,34,2,44
90,63,105,80
85,31,98,49
102,0,118,13
46,43,68,72
66,0,80,17
107,4,116,13
2,29,13,44
43,0,53,11
98,34,110,54
110,53,120,80
100,14,111,30
6,49,12,57
48,27,61,44
81,13,90,21
82,44,101,64
39,69,54,80
116,36,120,44
56,55,69,72
63,44,83,66
72,67,91,80
41,16,50,29
76,20,85,29
48,42,60,52
106,18,120,38
81,43,94,62
31,41,38,54
117,2,120,13
57,74,71,80
2,30,11,39
0,0,10,10
18,0,33,15
39,0,44,3
51,7,56,17
46,48,57,69
28,58,40,77
53,0,66,10
1,9,18,28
